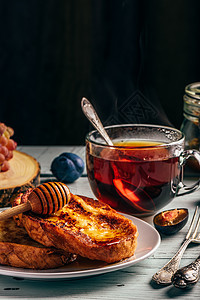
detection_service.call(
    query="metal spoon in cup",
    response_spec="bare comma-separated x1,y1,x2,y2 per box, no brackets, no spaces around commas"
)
81,97,113,146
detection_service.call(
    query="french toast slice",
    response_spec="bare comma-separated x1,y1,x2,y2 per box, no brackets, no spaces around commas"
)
14,188,138,263
0,216,77,269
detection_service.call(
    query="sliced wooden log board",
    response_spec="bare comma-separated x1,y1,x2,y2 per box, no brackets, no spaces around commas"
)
0,150,40,207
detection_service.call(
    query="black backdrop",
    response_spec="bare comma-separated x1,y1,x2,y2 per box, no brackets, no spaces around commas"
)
0,0,200,145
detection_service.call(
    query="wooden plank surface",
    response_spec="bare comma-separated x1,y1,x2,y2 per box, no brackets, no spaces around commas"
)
0,146,200,299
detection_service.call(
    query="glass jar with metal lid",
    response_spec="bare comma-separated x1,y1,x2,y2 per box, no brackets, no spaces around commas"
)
180,82,200,171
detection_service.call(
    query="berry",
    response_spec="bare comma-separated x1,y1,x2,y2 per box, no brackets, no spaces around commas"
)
1,160,10,172
0,145,8,157
51,152,84,183
7,126,14,137
0,135,7,146
0,153,5,163
7,139,17,151
0,123,6,135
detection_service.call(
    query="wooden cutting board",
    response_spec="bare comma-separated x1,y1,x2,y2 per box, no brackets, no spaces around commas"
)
0,150,40,207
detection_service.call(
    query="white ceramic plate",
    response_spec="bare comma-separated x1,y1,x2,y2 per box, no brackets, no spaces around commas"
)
0,213,160,280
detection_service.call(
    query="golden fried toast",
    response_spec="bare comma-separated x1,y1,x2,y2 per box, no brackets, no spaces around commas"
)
14,188,138,263
0,217,77,269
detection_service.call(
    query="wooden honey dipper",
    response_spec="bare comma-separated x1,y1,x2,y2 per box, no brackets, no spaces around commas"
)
0,182,71,221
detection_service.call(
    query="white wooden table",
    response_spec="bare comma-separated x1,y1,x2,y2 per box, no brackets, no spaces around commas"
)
0,146,200,300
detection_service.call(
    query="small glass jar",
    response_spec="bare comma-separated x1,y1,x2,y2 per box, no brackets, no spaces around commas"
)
180,82,200,171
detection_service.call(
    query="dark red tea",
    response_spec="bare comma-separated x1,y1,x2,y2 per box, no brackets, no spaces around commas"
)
86,140,181,216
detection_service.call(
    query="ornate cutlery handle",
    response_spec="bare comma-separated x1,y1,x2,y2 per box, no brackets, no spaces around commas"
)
152,239,191,285
172,255,200,289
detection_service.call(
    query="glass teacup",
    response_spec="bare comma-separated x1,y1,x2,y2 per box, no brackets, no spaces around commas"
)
86,124,200,216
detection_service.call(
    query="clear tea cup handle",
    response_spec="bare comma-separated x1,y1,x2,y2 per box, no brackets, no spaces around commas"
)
177,149,200,196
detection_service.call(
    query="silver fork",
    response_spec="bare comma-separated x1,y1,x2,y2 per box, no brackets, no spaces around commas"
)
152,206,200,285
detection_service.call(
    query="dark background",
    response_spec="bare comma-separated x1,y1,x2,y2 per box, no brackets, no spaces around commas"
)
0,0,200,145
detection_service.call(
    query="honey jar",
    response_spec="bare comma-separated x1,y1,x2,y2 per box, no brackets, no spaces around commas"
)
180,82,200,171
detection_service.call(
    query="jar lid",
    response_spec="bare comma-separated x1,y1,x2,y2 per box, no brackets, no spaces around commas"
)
185,82,200,100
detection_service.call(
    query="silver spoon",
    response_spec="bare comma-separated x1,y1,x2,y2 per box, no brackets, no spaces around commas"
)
172,254,200,289
81,97,113,146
